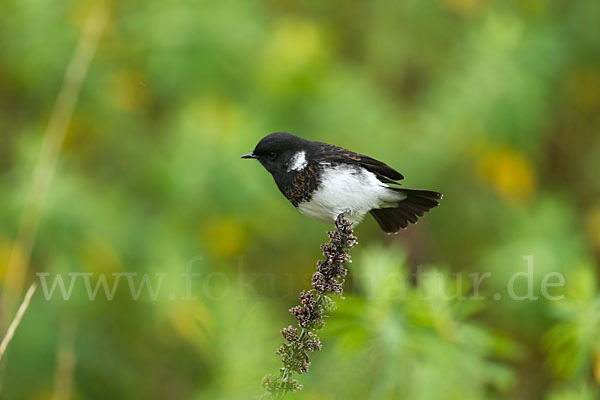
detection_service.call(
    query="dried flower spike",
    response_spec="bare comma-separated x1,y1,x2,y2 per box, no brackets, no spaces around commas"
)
258,214,356,399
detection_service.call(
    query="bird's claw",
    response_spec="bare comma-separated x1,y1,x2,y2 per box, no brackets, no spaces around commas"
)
335,209,352,231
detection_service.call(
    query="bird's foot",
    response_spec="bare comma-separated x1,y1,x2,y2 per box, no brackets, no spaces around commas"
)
335,209,352,231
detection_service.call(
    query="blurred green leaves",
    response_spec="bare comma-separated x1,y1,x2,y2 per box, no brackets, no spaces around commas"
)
324,246,515,400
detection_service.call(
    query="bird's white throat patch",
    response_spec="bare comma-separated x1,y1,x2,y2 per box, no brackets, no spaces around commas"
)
287,151,308,171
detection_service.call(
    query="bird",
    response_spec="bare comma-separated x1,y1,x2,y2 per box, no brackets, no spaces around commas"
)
242,132,442,233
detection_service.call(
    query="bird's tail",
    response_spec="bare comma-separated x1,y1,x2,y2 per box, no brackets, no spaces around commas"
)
370,188,442,233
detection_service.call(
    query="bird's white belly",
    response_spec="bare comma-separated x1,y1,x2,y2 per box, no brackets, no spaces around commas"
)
297,164,404,225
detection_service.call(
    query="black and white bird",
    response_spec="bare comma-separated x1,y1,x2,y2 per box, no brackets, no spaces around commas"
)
242,132,442,233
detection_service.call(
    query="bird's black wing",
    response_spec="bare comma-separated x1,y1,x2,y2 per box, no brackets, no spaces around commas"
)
315,143,404,184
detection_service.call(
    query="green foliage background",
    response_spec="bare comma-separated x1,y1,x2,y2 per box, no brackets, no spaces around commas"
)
1,0,599,399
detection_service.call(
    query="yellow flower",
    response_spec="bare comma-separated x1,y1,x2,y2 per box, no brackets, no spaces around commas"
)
170,301,213,353
109,69,148,111
258,18,327,89
201,217,247,259
0,237,26,290
190,96,242,142
478,147,536,204
80,236,122,274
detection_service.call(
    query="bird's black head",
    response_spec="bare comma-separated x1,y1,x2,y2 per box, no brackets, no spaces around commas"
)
242,132,311,176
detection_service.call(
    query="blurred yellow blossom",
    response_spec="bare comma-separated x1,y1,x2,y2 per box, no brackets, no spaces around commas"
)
80,236,122,274
108,69,148,111
258,18,327,89
0,238,26,290
170,301,214,354
190,96,242,142
0,237,13,285
29,387,54,400
201,217,247,259
478,147,536,204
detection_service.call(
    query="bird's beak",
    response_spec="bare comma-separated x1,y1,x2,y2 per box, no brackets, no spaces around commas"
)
241,152,257,159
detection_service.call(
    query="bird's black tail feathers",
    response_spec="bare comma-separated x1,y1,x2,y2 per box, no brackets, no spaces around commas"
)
370,189,442,233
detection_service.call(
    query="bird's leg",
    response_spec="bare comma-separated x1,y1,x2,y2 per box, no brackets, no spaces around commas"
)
335,209,352,231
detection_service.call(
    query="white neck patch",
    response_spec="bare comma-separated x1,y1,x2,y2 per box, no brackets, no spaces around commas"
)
287,151,308,171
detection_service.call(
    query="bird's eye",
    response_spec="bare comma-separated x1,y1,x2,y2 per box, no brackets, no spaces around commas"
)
268,152,277,161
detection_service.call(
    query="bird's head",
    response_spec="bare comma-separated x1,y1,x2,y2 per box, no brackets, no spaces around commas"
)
242,132,311,175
